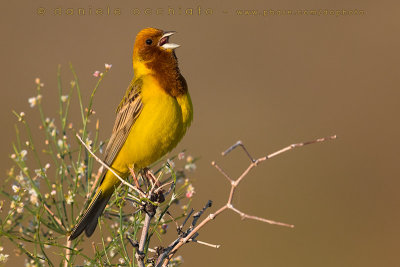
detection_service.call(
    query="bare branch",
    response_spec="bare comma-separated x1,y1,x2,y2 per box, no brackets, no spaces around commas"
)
154,181,174,194
148,169,163,196
129,166,142,191
222,140,255,162
180,209,194,233
266,135,337,160
229,205,294,228
63,239,72,267
135,213,153,267
189,239,221,249
191,200,213,229
139,214,152,252
156,134,336,266
44,204,64,229
211,161,233,183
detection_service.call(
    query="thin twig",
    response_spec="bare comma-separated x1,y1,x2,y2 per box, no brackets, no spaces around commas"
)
165,211,180,230
265,135,337,160
147,169,162,196
211,162,233,183
191,201,212,229
154,181,174,194
147,170,162,198
229,205,294,228
179,209,194,233
129,166,142,190
76,134,145,199
44,204,63,229
189,239,220,249
222,140,255,162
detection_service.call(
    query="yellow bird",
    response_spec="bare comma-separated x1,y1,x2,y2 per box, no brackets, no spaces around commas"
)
69,28,193,240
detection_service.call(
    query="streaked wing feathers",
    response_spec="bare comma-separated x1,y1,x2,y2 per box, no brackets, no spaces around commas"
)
103,78,143,167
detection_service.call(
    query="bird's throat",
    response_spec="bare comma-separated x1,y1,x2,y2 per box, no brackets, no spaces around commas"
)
134,53,187,97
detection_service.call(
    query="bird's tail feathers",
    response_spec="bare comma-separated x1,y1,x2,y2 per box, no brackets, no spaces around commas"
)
69,189,111,240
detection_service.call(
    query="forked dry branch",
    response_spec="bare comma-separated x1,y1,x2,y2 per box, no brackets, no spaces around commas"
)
156,135,337,266
77,134,337,267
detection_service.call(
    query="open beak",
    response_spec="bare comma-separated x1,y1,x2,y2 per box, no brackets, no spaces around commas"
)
159,31,180,50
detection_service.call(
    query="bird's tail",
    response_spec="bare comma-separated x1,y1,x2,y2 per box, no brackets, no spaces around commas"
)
69,187,112,240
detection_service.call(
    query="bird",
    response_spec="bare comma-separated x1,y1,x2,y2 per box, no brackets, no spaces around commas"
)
69,28,193,240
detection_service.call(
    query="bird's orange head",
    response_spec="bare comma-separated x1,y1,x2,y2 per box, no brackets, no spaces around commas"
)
132,28,180,75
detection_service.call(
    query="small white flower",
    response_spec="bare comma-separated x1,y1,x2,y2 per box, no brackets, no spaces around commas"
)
12,185,20,193
57,139,64,149
0,246,3,252
20,150,28,160
85,138,93,148
118,258,124,264
77,162,86,176
35,78,40,85
34,168,44,178
105,63,112,70
19,112,26,121
17,206,24,213
45,163,51,169
51,190,56,196
0,253,9,263
83,260,92,266
184,163,196,172
25,259,36,267
61,95,68,102
65,190,75,204
93,71,101,77
29,189,38,206
28,97,37,107
10,154,16,159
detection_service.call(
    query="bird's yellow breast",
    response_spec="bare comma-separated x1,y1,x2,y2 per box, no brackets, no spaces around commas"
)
111,75,192,174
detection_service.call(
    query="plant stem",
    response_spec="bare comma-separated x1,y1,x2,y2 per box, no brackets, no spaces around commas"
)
136,213,152,267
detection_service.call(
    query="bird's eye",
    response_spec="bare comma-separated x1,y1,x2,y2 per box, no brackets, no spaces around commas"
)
146,39,152,45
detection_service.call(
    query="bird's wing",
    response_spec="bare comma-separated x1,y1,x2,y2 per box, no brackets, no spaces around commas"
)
102,78,143,167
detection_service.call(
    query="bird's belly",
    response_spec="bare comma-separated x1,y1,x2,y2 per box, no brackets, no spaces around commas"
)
114,94,184,171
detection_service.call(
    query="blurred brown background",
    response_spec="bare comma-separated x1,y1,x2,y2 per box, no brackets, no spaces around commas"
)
1,0,400,266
